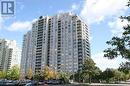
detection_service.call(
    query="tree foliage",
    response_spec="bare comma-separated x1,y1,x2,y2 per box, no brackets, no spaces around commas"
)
41,66,50,80
41,66,57,80
99,68,130,83
91,67,102,82
26,68,33,79
104,1,130,60
73,58,101,83
33,73,42,80
73,71,83,82
33,66,70,82
6,65,20,80
118,62,130,74
101,68,114,83
82,57,99,83
0,71,6,79
58,72,70,83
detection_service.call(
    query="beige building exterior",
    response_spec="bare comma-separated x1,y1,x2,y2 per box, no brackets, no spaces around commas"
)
20,13,90,78
0,39,21,71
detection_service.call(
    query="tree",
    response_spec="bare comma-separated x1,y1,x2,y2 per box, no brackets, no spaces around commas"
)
33,73,42,81
0,71,6,79
26,68,33,80
41,66,50,80
100,68,130,83
41,66,56,80
73,71,83,82
118,62,130,74
6,65,20,80
121,72,129,81
101,68,114,83
82,57,97,83
91,67,102,83
104,1,130,60
113,69,123,82
58,72,70,83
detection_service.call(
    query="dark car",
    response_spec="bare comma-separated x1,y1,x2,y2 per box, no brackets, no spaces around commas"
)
0,80,17,86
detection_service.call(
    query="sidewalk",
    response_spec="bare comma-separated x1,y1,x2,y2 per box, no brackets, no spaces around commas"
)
72,82,130,86
90,83,130,86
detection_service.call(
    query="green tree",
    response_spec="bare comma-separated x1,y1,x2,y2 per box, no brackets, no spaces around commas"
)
104,1,130,60
121,72,129,81
101,68,114,83
0,71,6,79
6,65,20,80
100,68,130,83
33,73,42,81
91,67,102,83
82,57,98,83
118,62,130,74
58,72,70,83
113,69,122,82
73,71,83,82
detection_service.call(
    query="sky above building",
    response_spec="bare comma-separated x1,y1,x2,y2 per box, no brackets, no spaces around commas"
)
0,0,130,70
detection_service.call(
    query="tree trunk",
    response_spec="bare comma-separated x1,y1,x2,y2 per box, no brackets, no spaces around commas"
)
89,75,91,84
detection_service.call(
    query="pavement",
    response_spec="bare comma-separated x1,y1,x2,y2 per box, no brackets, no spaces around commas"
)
70,81,130,86
90,83,130,86
44,80,130,86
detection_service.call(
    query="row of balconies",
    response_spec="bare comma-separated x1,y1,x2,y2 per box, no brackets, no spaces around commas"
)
37,31,43,34
36,56,41,59
38,26,43,29
37,39,42,42
36,52,42,55
37,41,42,44
37,38,42,41
36,46,42,49
37,44,42,47
37,34,43,38
37,34,43,37
35,67,41,70
37,40,42,43
38,22,44,25
36,49,42,52
35,61,41,64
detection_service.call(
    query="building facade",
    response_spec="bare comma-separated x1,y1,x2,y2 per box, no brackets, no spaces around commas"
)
20,13,90,77
0,39,21,71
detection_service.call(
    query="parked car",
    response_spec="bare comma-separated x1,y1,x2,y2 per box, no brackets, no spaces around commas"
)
38,81,45,85
0,80,18,86
25,81,38,86
18,80,31,85
25,83,34,86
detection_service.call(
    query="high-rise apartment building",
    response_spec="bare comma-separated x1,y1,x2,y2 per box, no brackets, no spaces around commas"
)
21,13,90,77
0,39,21,71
